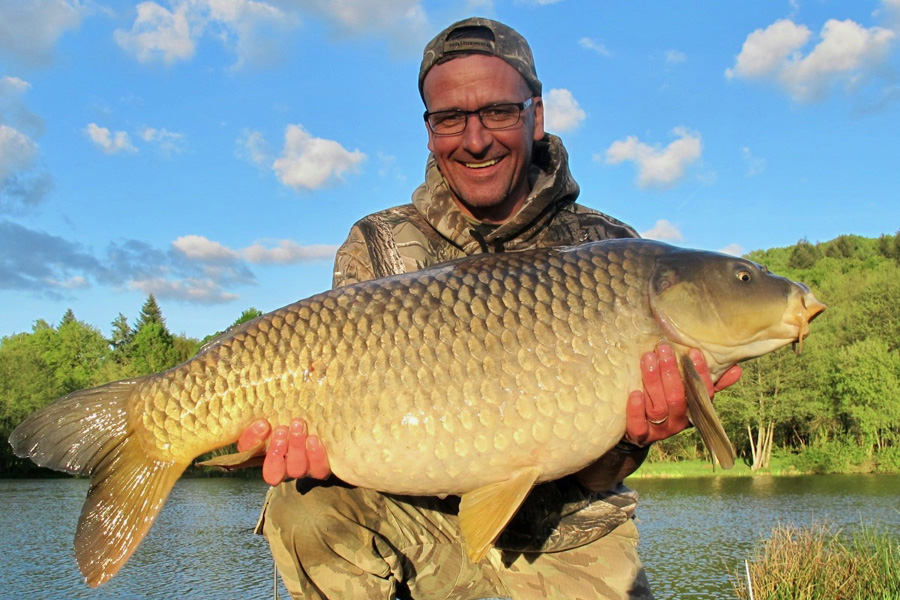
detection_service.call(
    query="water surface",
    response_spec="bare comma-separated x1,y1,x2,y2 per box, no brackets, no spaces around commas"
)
2,474,897,599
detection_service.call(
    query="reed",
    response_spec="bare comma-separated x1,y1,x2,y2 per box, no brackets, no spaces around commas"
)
732,521,900,599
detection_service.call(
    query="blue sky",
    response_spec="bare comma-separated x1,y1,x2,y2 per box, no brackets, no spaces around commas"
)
2,0,899,340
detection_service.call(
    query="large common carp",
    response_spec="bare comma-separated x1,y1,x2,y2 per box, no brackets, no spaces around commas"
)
10,239,823,587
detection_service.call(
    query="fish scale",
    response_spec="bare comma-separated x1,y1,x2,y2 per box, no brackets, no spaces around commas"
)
9,238,825,587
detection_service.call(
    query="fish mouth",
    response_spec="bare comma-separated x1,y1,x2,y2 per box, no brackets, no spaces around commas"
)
791,286,826,352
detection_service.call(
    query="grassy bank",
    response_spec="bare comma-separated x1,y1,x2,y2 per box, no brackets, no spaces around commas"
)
630,452,900,479
629,452,808,478
731,522,900,599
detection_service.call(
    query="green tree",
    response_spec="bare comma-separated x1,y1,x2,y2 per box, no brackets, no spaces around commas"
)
118,295,181,375
47,315,110,392
832,338,900,452
135,294,166,330
787,238,821,269
0,332,67,472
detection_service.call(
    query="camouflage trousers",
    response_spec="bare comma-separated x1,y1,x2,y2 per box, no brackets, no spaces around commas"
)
257,479,654,600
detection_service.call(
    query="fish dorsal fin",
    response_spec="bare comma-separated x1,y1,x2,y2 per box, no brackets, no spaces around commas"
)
458,466,541,563
680,355,736,469
197,440,266,469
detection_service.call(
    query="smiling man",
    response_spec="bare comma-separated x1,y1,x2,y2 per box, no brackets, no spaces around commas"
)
242,17,739,600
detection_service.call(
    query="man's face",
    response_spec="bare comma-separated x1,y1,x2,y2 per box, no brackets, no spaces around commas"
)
422,54,544,224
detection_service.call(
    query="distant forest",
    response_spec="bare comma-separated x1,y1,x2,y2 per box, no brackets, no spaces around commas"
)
2,233,899,475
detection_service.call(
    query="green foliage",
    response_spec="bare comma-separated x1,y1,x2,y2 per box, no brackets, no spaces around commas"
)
787,238,821,269
0,297,219,474
831,338,900,451
787,439,871,474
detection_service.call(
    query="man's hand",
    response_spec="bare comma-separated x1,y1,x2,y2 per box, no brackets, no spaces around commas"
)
624,343,742,447
576,343,742,491
237,418,331,486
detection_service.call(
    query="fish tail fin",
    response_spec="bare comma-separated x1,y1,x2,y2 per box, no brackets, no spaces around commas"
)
680,356,736,469
9,380,189,587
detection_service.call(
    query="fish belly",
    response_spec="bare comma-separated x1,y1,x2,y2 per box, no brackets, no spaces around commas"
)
138,242,662,494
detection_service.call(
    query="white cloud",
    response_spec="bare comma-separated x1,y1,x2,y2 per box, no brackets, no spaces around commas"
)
718,243,746,257
273,124,366,190
243,240,338,264
0,125,39,181
140,126,187,155
740,146,766,177
0,76,43,137
115,1,196,64
84,123,137,154
542,88,586,133
45,275,89,290
206,0,299,68
130,277,240,303
174,234,337,265
235,129,271,165
726,17,897,102
115,0,297,67
173,235,240,260
641,219,684,242
0,77,52,210
297,0,428,45
0,0,84,67
579,37,611,57
603,127,703,189
665,49,687,64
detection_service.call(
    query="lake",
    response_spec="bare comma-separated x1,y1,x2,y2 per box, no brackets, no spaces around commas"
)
1,474,897,599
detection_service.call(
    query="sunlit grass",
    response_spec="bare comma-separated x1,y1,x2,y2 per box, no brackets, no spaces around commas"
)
731,521,900,600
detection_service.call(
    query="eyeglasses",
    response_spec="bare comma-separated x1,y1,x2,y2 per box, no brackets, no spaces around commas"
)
424,98,534,136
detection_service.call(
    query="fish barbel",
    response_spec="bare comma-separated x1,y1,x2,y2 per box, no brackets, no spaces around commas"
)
9,239,824,587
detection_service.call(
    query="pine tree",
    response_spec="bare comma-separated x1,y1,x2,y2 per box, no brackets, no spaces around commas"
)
60,308,77,327
135,294,166,330
110,313,133,352
128,295,178,374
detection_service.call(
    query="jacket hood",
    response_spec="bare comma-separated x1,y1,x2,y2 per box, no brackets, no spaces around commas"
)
411,134,580,254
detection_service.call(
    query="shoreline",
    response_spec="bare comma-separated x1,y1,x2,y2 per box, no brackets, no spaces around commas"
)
628,458,897,479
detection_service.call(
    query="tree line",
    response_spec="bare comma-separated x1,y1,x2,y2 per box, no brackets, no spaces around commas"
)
2,233,899,475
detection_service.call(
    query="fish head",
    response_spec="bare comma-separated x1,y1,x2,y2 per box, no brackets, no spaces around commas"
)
648,249,826,375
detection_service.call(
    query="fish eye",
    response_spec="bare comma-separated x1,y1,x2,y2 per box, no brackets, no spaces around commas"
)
736,269,752,282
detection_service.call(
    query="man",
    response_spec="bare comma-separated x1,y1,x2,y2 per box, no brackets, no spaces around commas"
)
240,17,740,599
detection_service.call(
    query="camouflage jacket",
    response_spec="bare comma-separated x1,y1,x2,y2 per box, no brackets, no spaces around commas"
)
331,134,643,553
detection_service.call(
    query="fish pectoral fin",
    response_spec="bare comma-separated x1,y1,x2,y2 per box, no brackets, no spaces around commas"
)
458,466,541,563
681,355,736,469
196,440,266,469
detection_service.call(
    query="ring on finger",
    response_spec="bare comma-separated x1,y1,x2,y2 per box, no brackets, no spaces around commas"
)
647,414,669,425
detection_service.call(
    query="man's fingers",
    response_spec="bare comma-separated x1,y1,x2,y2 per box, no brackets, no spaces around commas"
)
715,364,743,392
689,348,716,397
639,351,668,423
657,344,686,419
624,390,650,446
285,419,310,479
262,426,289,486
238,419,271,453
307,436,331,480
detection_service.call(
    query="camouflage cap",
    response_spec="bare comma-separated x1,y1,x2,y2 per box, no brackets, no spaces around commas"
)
418,17,542,102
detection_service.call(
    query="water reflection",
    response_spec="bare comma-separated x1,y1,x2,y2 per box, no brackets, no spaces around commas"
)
2,475,897,599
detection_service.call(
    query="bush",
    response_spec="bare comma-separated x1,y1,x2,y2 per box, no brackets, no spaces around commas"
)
788,440,869,474
874,446,900,473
